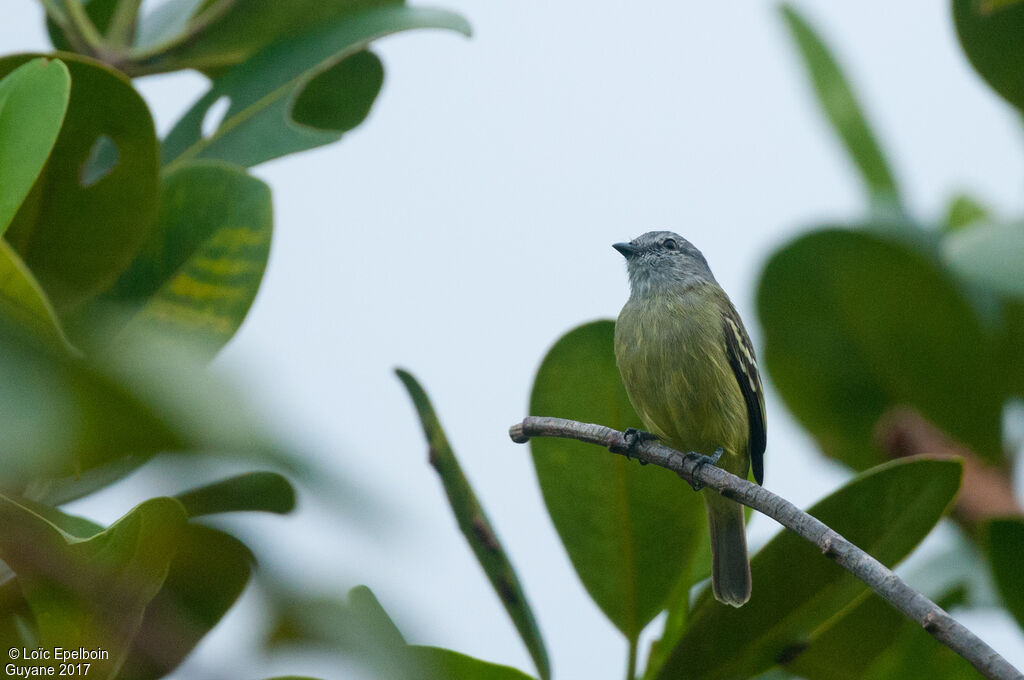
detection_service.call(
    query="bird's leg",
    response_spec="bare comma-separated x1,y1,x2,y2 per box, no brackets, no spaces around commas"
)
684,446,724,491
622,428,658,464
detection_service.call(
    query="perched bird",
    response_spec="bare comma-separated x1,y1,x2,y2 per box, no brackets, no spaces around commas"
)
612,231,766,607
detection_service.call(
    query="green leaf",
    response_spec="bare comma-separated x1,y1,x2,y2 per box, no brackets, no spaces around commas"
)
268,585,417,677
943,220,1024,300
397,369,550,680
529,321,705,641
0,53,159,313
785,583,978,680
0,316,182,502
135,0,398,73
268,586,405,650
0,240,73,349
174,471,296,517
1000,301,1024,398
651,457,962,680
786,592,904,680
0,495,187,678
268,585,535,680
0,58,70,235
856,627,980,680
87,160,272,357
954,0,1024,111
290,50,383,132
118,525,253,680
757,228,1003,469
0,310,299,505
6,497,104,538
987,517,1024,632
162,6,470,168
88,333,302,473
779,5,900,210
409,647,537,680
943,194,991,232
642,544,710,680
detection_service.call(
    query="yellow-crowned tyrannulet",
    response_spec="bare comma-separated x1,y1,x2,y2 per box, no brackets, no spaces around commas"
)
613,231,766,607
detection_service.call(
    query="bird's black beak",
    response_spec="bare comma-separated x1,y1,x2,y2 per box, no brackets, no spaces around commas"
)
613,242,639,258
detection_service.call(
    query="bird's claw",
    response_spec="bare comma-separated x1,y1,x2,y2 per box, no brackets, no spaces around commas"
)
685,447,724,491
622,428,657,463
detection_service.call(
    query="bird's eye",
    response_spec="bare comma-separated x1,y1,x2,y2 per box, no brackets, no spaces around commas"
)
663,238,678,250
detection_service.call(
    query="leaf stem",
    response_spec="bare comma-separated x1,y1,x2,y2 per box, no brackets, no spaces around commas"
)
59,0,107,55
626,637,638,680
104,0,145,47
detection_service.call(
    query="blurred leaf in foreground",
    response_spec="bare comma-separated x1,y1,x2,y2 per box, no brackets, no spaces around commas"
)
780,4,900,212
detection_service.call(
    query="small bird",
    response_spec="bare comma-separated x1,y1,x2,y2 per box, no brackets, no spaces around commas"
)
612,231,766,607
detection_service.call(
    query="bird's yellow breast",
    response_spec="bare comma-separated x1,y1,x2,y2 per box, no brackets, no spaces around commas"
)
614,286,750,478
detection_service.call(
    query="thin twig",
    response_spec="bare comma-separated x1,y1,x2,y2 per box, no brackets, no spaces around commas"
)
509,416,1024,680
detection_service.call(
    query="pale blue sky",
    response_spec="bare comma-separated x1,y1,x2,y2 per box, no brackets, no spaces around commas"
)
5,0,1024,677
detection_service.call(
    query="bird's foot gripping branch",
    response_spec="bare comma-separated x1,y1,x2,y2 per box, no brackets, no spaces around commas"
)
509,415,1024,680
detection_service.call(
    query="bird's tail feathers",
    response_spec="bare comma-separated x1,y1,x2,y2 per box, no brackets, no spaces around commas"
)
705,495,751,607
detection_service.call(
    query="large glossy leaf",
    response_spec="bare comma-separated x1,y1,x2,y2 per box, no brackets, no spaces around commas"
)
780,5,900,209
174,471,296,517
987,517,1024,632
0,241,72,348
650,457,962,680
530,321,705,641
410,647,537,680
0,495,187,678
786,585,976,680
118,525,253,680
954,0,1024,111
943,220,1024,300
397,369,550,680
0,58,69,235
162,6,470,168
88,161,272,357
642,534,711,679
758,228,1003,469
0,53,159,313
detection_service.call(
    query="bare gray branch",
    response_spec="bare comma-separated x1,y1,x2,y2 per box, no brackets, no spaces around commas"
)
509,415,1024,680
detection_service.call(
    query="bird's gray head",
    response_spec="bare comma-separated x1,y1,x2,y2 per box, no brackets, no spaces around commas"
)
613,230,717,298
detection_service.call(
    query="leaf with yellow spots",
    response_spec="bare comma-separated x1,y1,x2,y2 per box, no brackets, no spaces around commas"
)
89,160,272,359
